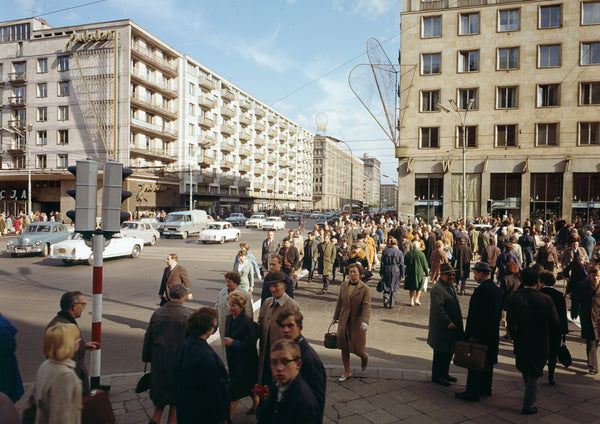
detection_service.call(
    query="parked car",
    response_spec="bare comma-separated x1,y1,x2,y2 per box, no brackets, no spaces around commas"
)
49,232,144,265
120,221,161,246
262,217,286,231
225,213,247,226
199,222,241,244
6,222,70,257
245,213,267,229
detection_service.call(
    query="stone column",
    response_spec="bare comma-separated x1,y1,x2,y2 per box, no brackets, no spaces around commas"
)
562,168,573,223
521,171,530,222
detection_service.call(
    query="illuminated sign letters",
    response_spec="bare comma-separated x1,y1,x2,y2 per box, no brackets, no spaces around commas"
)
65,29,115,51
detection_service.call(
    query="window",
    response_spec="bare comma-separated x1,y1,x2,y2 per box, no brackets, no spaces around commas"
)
14,156,25,169
540,5,561,28
537,84,560,107
499,9,519,32
37,83,47,98
422,53,441,75
421,127,439,148
583,2,600,25
497,86,518,109
536,123,559,146
37,131,47,145
582,42,600,65
37,107,47,122
58,106,69,121
539,45,560,67
498,47,519,70
37,58,47,73
496,124,518,147
422,16,441,38
36,154,47,169
58,81,69,96
146,89,153,103
58,130,69,145
58,154,68,168
458,50,479,72
459,12,479,35
457,126,478,148
458,88,478,110
189,83,195,95
581,82,600,104
189,103,194,115
579,122,600,145
188,123,195,136
58,56,69,71
421,90,440,112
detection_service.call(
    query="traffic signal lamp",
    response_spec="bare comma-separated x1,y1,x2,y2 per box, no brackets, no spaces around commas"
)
487,199,493,214
66,160,99,236
101,161,132,234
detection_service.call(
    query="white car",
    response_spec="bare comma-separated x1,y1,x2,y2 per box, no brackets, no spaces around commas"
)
49,233,144,265
199,222,241,244
225,213,247,226
245,214,267,229
262,217,285,231
120,221,161,246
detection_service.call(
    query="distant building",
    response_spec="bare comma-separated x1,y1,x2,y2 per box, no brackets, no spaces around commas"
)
362,154,381,207
398,0,600,223
380,184,398,210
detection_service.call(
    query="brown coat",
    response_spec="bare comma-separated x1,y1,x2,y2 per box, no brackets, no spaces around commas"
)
158,264,192,298
429,248,448,284
333,281,371,354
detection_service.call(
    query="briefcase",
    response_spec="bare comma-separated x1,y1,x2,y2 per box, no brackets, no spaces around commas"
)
453,340,488,372
82,389,115,424
557,339,572,368
324,322,338,349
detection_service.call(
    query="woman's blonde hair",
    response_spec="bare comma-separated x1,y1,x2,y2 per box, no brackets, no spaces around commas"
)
43,323,80,361
227,291,247,310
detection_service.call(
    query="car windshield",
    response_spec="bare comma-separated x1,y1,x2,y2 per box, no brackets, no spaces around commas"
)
267,218,277,221
207,224,222,230
121,223,138,230
166,215,190,223
250,215,264,219
25,225,51,233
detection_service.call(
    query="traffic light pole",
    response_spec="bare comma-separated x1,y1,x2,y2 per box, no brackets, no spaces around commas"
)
90,232,105,390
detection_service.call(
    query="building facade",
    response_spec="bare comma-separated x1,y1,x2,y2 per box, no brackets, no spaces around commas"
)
398,0,600,223
362,154,381,207
0,17,312,217
313,135,364,210
380,183,398,209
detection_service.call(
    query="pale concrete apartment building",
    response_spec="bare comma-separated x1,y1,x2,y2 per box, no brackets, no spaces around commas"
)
362,154,381,207
397,0,600,223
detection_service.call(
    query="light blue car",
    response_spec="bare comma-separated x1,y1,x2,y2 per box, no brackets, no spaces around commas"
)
6,222,71,257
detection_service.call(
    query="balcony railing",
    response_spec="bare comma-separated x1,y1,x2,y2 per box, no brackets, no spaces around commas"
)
198,156,215,166
221,138,235,152
198,115,216,129
221,88,236,102
239,114,252,127
220,123,235,136
131,95,177,117
200,133,216,146
239,98,252,111
198,96,215,110
198,74,216,91
220,160,235,170
254,151,266,161
255,122,266,133
266,141,277,151
268,128,278,137
131,117,178,138
220,105,236,119
8,72,26,82
130,146,176,161
239,147,252,158
255,109,265,118
421,0,446,10
239,163,251,173
131,42,177,74
130,67,177,97
289,126,297,135
8,119,25,129
239,129,252,142
6,141,26,151
267,114,277,124
8,96,25,106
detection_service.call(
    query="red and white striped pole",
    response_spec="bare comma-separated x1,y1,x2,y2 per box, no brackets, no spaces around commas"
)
90,232,104,389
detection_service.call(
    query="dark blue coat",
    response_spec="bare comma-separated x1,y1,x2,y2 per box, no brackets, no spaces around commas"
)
296,336,326,418
258,373,321,424
0,314,24,403
380,246,404,292
465,279,502,364
174,336,230,424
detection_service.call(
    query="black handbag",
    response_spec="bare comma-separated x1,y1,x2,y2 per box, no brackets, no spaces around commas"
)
376,279,384,293
324,322,338,349
21,394,36,424
557,337,572,368
453,340,488,372
135,363,151,393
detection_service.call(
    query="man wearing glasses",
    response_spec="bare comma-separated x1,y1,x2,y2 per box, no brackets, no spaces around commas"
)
258,339,321,424
427,263,464,387
47,291,99,393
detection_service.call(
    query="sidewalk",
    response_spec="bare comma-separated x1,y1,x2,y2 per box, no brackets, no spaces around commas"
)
76,364,600,424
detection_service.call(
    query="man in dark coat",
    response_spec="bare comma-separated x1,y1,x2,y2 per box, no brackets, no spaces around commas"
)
452,238,473,295
158,254,192,306
279,237,300,289
277,311,326,419
261,231,280,276
47,291,99,394
174,307,230,424
539,270,569,385
142,284,190,424
518,228,536,268
423,228,436,265
482,238,501,283
427,263,463,386
571,266,600,374
507,268,559,415
258,339,321,424
303,232,319,281
455,262,502,402
380,239,404,308
261,255,294,303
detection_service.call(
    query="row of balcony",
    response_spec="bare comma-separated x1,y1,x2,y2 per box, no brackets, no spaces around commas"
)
131,42,177,76
131,117,178,139
130,67,177,98
131,95,178,118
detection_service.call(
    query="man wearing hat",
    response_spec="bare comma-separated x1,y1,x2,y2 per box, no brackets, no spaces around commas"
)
257,271,300,386
427,263,464,386
456,262,502,402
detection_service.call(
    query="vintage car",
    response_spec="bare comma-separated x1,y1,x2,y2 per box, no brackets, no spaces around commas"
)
245,213,267,229
262,217,286,231
199,222,241,244
120,221,161,246
6,222,71,257
49,233,144,265
225,213,247,226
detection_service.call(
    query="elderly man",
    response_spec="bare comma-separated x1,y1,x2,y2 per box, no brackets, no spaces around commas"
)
257,271,300,386
427,263,463,386
260,255,294,303
158,254,192,306
47,291,100,393
455,262,502,402
261,231,280,277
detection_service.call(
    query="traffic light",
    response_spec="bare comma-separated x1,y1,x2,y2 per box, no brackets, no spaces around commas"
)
101,160,132,234
66,160,99,237
487,199,493,214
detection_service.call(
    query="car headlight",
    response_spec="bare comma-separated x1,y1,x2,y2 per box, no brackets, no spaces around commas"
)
35,241,41,246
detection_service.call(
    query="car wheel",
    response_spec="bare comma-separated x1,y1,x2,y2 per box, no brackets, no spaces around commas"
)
87,255,94,266
10,253,17,258
150,236,157,246
41,243,50,257
131,245,141,258
220,236,226,244
62,259,73,265
234,233,239,242
181,232,188,240
202,241,207,244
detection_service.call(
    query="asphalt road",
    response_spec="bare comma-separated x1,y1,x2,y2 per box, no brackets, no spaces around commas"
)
2,219,594,389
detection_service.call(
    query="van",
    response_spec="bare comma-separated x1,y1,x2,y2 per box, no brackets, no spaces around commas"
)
162,210,208,239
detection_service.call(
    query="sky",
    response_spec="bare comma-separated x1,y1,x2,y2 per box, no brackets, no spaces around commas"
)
6,0,403,182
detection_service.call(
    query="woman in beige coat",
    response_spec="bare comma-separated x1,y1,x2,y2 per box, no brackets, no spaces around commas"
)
333,262,371,382
429,240,449,284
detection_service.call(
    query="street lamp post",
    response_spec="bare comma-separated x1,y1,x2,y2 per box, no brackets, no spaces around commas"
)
2,124,33,216
436,99,474,224
189,142,211,211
